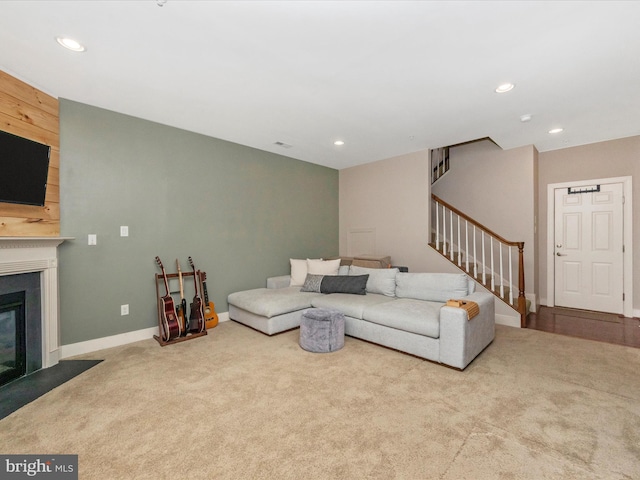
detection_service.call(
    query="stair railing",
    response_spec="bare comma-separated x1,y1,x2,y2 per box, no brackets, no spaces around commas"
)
431,194,527,327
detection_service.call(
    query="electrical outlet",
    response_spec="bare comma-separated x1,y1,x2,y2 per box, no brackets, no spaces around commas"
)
88,234,97,245
120,226,129,237
121,304,129,316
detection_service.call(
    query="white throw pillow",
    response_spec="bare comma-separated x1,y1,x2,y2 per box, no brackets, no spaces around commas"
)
307,258,341,276
290,258,322,287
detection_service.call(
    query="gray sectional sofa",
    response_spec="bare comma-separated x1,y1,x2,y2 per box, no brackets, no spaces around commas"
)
227,266,495,370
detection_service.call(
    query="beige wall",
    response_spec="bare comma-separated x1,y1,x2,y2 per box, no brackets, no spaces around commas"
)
431,140,537,304
538,135,639,313
339,134,638,318
338,145,523,325
339,150,433,271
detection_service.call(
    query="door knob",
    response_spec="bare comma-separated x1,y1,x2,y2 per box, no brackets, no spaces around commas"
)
556,252,567,256
556,244,562,248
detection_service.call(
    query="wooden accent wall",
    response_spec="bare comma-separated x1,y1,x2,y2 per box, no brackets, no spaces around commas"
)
0,70,60,236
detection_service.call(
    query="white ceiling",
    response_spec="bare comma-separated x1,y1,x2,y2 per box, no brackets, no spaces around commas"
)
1,1,639,170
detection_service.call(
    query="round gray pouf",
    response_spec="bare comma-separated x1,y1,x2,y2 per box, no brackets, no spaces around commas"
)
299,308,345,353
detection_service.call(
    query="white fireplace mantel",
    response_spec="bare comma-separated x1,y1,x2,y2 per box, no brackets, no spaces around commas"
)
0,237,73,369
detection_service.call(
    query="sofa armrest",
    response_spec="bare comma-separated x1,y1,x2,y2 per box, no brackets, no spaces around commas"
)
267,275,291,289
438,292,495,369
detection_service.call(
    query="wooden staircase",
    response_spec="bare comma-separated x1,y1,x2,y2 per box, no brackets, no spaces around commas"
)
429,239,530,316
430,194,529,327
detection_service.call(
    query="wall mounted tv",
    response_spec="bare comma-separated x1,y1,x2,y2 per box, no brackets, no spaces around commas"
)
0,130,51,207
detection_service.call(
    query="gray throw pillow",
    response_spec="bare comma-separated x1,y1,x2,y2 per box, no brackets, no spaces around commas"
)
300,274,369,295
321,274,368,295
300,274,324,293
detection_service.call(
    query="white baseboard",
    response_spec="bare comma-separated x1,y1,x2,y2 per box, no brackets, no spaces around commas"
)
526,293,537,313
60,326,158,359
61,312,230,359
495,313,521,328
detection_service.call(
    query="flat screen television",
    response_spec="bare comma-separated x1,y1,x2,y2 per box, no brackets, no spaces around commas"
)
0,130,51,207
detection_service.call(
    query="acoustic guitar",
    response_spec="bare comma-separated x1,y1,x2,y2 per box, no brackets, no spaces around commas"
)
176,259,189,335
187,256,206,334
155,256,181,341
200,271,219,329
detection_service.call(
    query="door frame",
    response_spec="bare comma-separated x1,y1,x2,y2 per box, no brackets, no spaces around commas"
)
546,176,633,318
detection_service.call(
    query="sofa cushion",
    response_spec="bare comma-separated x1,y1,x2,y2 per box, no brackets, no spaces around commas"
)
349,266,398,297
395,273,469,302
363,298,442,339
228,286,320,318
311,293,394,319
301,274,369,295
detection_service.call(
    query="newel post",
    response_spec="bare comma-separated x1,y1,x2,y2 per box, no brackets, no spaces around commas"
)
517,242,526,327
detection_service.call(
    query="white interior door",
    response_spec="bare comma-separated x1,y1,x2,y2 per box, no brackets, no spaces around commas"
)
554,182,624,314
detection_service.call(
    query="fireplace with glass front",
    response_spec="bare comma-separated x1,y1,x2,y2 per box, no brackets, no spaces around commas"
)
0,237,71,386
0,291,26,386
0,272,42,387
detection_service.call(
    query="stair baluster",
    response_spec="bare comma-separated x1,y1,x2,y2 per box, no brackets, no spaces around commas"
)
499,242,504,298
508,247,514,305
442,203,447,256
473,225,477,278
449,210,454,262
456,216,462,267
435,200,440,251
465,220,469,273
482,232,487,286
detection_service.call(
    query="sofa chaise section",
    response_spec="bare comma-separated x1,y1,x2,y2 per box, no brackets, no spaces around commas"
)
227,286,321,335
228,266,495,369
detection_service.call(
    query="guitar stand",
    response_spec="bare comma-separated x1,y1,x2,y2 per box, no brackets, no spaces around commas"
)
154,271,208,346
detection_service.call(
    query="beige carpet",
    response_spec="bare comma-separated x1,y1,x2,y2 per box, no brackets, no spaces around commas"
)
1,321,639,479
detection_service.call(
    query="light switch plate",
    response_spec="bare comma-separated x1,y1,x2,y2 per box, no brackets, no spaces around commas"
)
88,234,97,245
120,226,129,237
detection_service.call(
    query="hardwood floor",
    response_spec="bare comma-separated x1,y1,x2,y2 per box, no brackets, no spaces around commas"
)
526,306,640,348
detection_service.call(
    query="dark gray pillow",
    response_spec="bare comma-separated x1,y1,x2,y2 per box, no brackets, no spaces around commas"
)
320,274,369,295
300,274,369,295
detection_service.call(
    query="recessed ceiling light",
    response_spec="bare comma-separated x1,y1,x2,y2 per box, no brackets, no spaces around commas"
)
548,128,564,134
56,36,86,52
495,83,515,93
334,140,345,146
520,114,532,123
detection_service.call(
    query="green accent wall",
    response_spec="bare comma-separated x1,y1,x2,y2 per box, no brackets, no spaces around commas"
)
58,100,338,345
